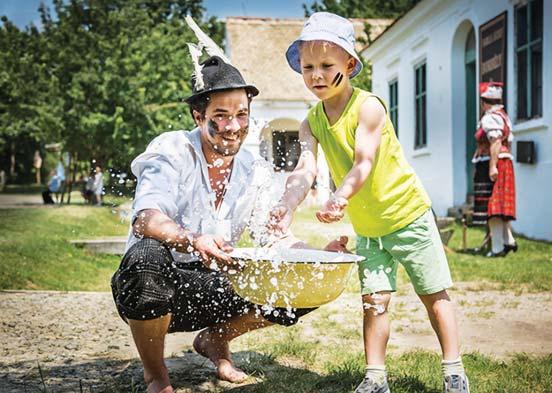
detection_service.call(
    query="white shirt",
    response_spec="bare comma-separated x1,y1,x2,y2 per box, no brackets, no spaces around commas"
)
93,172,104,196
126,129,278,263
480,104,513,141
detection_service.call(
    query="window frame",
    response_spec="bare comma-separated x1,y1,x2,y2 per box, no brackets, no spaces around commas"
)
414,62,427,149
388,78,399,137
515,0,543,120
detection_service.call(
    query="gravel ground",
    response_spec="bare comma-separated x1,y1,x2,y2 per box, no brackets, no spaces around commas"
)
1,286,551,392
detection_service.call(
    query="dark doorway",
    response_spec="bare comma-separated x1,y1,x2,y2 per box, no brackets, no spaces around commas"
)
272,131,300,172
465,28,477,198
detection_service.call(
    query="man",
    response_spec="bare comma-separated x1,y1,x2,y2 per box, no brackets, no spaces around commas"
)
111,56,332,393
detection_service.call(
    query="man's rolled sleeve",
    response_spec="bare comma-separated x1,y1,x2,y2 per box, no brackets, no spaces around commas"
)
132,154,180,221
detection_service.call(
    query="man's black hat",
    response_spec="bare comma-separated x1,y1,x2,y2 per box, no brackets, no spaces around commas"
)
184,56,259,104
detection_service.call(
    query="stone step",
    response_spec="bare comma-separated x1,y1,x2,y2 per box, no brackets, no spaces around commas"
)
436,216,455,230
447,204,474,219
70,237,127,255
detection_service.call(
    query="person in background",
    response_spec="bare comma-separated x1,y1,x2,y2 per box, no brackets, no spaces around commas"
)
472,82,517,257
91,165,104,206
0,169,6,192
81,170,94,204
42,169,62,204
33,150,43,185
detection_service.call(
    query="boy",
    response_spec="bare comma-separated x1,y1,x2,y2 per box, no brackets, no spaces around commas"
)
270,12,469,393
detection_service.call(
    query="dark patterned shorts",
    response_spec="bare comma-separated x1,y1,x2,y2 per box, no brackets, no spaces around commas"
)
111,238,314,332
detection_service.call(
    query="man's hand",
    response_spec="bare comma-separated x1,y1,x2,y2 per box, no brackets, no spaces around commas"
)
323,236,350,253
192,234,234,269
489,165,498,182
316,196,348,223
268,203,293,236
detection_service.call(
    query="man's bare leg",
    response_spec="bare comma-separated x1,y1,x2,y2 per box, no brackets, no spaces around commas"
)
128,314,173,393
193,310,272,382
419,290,460,360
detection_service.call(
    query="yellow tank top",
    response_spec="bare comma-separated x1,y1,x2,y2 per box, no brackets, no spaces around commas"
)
307,88,431,237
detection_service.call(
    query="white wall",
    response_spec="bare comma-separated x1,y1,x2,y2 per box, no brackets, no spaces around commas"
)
363,0,552,240
509,0,552,241
246,99,331,205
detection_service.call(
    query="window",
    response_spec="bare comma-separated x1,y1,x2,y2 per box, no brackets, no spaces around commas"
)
389,79,399,137
516,0,542,120
414,62,427,149
272,131,300,172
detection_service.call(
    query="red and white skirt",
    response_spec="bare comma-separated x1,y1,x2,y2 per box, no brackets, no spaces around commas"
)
488,158,516,220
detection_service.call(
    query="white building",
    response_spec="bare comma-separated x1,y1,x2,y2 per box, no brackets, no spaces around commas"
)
362,0,551,241
225,17,391,203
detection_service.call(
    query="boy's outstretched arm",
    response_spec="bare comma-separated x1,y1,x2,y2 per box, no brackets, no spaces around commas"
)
317,96,386,223
269,119,318,234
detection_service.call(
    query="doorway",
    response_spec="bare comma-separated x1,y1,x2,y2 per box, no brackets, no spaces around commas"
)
465,28,477,198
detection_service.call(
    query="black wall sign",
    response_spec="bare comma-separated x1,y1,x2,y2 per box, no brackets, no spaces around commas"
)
479,12,508,104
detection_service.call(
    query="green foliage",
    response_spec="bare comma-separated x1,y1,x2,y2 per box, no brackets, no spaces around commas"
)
304,0,421,19
0,0,222,175
351,58,372,91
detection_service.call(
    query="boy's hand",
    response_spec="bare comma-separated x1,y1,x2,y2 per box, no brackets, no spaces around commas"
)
323,236,350,253
268,203,293,235
316,196,348,223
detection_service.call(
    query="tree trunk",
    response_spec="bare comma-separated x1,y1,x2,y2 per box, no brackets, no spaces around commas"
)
66,152,78,204
60,154,70,204
9,141,16,178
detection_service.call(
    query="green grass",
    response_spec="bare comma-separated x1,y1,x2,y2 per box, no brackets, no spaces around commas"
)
2,204,552,292
1,184,45,194
446,223,552,291
0,205,127,290
233,327,552,392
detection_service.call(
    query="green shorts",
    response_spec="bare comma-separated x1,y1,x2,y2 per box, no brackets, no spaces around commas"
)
356,209,453,295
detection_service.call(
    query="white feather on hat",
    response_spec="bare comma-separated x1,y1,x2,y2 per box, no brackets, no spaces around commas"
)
185,15,232,92
186,42,204,91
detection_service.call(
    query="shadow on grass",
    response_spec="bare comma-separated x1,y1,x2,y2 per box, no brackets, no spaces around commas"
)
455,248,486,256
0,357,145,393
225,352,438,393
0,351,439,393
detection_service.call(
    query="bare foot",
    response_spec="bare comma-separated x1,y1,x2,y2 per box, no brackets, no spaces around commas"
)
144,368,174,393
193,329,248,383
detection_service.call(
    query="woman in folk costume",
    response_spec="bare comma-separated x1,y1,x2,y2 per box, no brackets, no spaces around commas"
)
472,81,518,257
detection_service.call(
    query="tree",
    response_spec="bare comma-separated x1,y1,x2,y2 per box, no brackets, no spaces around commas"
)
304,0,420,19
0,17,63,182
1,0,223,187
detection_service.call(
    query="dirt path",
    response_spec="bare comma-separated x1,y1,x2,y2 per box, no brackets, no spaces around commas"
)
0,193,50,208
1,286,551,392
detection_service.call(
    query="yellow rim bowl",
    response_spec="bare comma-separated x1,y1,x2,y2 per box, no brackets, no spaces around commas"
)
227,248,365,308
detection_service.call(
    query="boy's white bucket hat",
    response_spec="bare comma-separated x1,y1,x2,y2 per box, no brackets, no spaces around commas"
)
286,12,363,79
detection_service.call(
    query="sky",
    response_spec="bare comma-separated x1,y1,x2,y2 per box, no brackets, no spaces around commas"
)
0,0,316,29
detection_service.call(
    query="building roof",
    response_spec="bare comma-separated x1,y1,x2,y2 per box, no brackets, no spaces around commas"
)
225,17,392,101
